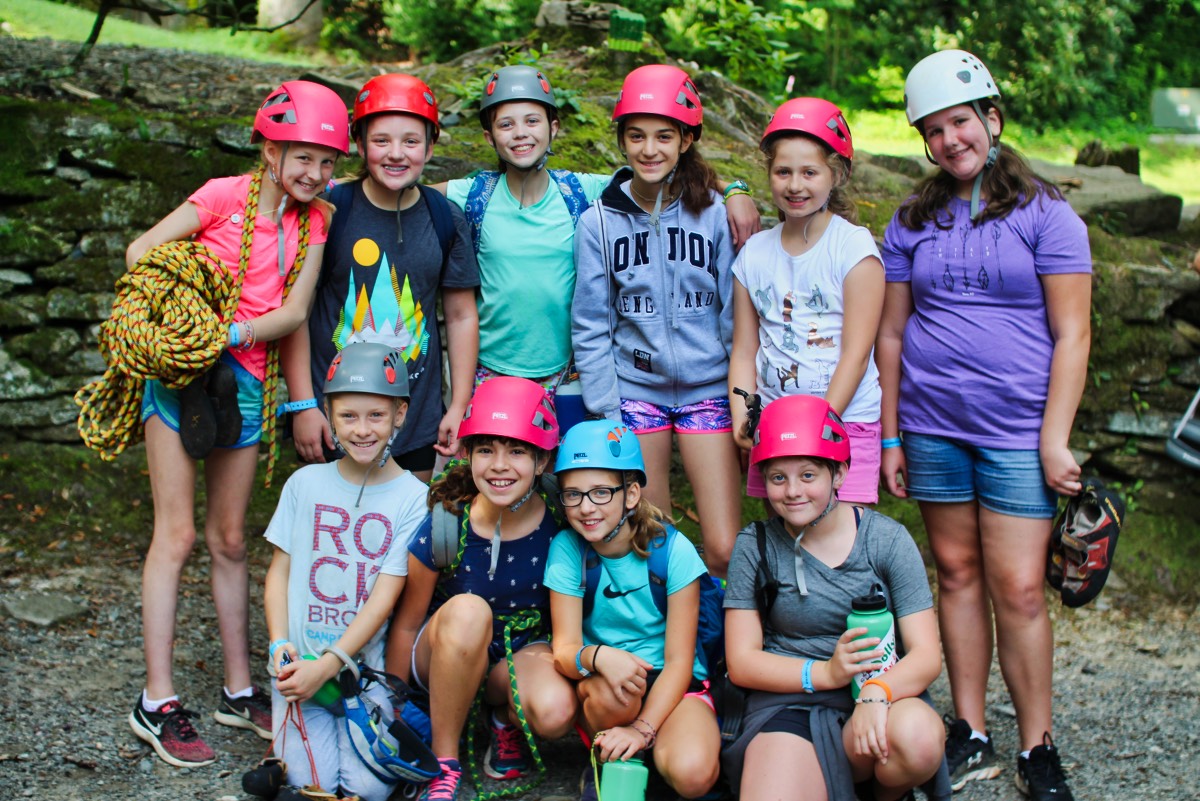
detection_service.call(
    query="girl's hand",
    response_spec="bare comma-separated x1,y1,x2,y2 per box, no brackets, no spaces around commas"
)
731,412,754,451
275,655,337,704
291,408,332,464
849,697,890,763
1040,444,1082,497
598,648,652,706
435,405,466,457
595,726,647,763
826,628,882,688
881,446,907,499
273,642,299,675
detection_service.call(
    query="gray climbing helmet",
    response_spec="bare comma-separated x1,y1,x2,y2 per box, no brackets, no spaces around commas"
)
324,341,410,399
478,65,558,128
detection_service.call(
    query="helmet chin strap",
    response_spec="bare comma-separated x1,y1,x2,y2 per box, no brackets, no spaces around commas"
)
789,474,840,597
268,144,291,276
601,482,632,543
333,426,399,509
488,472,542,579
969,100,1001,221
648,163,678,235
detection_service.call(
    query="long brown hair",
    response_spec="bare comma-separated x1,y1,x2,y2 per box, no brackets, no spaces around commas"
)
897,101,1063,230
762,132,858,224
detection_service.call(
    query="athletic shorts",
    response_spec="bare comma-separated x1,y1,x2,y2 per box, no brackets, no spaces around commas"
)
409,617,548,694
141,352,263,448
620,397,733,435
475,364,568,401
902,432,1058,519
748,420,881,504
395,442,436,472
643,671,715,713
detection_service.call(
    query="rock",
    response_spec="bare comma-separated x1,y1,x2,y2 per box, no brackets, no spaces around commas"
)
0,218,73,268
1031,158,1183,235
1,593,88,626
536,1,619,30
1106,410,1175,437
0,296,44,328
0,348,60,400
214,124,258,155
1095,262,1200,323
859,152,932,180
6,328,83,373
45,287,114,322
1075,139,1140,175
1174,319,1200,349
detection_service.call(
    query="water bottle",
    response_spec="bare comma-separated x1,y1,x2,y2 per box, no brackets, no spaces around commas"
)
301,654,344,710
846,583,898,699
602,757,648,801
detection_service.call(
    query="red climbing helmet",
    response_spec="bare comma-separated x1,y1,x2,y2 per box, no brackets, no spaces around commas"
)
457,377,559,452
252,80,350,155
761,97,853,162
750,395,851,467
353,73,440,143
612,64,704,139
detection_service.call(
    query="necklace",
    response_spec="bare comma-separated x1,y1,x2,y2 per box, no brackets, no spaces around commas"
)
630,182,675,206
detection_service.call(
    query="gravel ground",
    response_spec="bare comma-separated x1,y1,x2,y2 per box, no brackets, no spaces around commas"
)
2,535,1198,801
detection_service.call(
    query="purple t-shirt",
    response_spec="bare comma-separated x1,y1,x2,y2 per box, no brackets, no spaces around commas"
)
881,195,1090,448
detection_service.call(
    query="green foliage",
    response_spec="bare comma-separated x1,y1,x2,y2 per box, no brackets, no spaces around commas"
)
322,0,392,63
385,0,544,63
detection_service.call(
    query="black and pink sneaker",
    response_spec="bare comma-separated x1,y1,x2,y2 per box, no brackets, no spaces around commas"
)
213,686,273,739
129,697,216,767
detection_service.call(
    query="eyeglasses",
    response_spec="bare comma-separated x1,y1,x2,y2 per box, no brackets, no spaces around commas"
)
557,485,625,507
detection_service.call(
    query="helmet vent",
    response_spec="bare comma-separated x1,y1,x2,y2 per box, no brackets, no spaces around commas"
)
956,70,972,84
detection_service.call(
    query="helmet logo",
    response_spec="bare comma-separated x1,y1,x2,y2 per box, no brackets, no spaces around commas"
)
606,425,628,457
640,93,654,100
321,123,335,132
573,452,589,461
781,432,796,440
956,70,972,84
350,375,365,382
492,412,509,420
790,113,806,120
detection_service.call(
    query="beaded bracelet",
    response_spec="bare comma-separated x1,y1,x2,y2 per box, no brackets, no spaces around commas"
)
881,437,902,449
631,717,657,749
855,697,891,706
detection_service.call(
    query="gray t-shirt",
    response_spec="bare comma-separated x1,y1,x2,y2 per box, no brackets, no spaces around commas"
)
724,509,933,660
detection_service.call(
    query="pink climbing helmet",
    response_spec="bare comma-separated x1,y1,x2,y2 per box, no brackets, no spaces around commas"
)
750,395,851,467
252,80,350,155
761,97,853,162
612,64,704,139
457,377,559,452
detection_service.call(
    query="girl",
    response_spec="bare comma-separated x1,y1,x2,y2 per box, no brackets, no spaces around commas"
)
429,66,758,431
288,73,480,481
266,341,428,800
125,81,347,768
877,50,1091,801
722,395,946,801
729,98,885,504
546,420,721,800
386,377,577,801
572,64,743,577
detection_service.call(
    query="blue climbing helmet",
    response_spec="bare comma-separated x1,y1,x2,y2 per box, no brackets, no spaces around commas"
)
555,419,647,487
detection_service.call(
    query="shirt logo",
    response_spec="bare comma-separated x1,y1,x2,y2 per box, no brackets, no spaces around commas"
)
603,584,646,599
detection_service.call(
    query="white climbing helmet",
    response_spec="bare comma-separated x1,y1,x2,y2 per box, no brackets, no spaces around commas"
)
904,49,1000,126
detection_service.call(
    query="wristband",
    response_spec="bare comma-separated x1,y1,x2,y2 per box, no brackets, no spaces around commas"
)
722,179,750,200
855,696,891,706
881,437,902,449
592,644,603,672
575,645,592,678
268,639,289,661
321,645,362,683
228,322,242,347
801,659,815,693
862,678,893,703
278,398,319,416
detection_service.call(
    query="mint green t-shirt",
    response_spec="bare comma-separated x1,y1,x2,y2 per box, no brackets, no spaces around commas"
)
447,172,609,377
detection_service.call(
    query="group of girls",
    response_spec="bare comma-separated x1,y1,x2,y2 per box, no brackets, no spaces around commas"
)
119,43,1089,801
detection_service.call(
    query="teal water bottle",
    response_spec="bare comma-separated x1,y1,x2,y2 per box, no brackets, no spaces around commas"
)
846,583,898,699
602,757,648,801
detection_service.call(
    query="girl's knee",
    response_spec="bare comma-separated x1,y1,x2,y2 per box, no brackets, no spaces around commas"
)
432,595,493,649
657,740,720,799
887,704,945,776
148,526,197,565
526,685,577,738
204,523,247,563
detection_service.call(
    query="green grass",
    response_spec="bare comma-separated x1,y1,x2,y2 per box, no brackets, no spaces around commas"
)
1,0,329,66
851,109,1200,205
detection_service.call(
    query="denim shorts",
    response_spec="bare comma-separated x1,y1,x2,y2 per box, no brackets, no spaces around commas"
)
902,432,1058,519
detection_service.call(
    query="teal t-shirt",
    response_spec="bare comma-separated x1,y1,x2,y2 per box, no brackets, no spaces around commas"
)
446,172,609,377
544,526,708,680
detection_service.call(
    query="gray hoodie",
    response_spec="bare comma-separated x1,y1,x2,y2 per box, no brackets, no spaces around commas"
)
571,167,735,418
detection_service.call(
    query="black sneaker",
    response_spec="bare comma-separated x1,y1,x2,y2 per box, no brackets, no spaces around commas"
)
128,697,216,767
1017,733,1075,800
205,361,243,448
944,716,997,791
213,686,273,739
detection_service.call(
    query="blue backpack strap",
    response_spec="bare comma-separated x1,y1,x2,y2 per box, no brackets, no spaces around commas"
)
416,184,456,270
644,526,674,619
549,168,591,229
463,170,502,256
579,538,603,619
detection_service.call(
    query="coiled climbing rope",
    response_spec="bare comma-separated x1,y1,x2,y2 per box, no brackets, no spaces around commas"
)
74,167,309,486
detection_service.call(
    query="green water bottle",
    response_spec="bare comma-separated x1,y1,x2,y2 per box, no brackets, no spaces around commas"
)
602,757,648,801
301,654,344,710
846,583,898,699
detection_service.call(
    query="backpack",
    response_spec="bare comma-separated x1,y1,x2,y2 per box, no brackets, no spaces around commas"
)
463,168,591,255
429,472,565,571
322,181,457,291
577,525,725,676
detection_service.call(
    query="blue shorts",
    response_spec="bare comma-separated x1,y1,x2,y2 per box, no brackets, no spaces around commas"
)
620,397,733,434
902,432,1057,519
141,352,264,448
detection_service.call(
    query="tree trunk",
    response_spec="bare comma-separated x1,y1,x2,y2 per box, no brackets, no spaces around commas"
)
257,0,323,47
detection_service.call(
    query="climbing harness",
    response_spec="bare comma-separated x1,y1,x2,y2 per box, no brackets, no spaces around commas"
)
75,167,309,485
